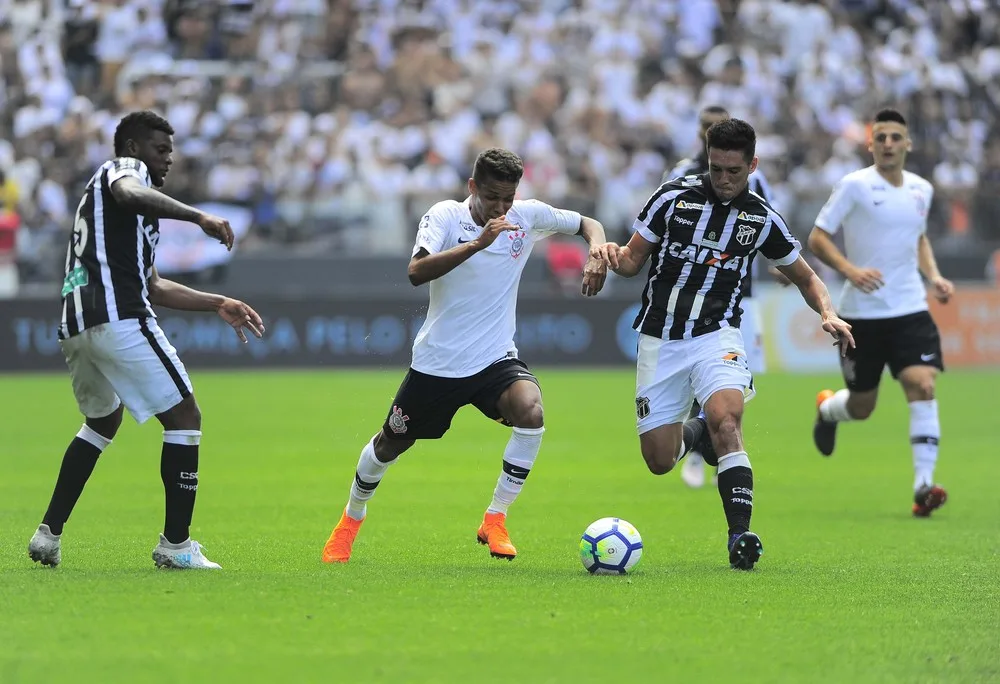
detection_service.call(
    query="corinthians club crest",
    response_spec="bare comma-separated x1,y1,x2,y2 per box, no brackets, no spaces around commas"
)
388,405,409,434
508,230,526,259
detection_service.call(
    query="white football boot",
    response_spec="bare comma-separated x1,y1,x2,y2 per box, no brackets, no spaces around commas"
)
152,535,222,569
28,524,62,567
681,451,706,488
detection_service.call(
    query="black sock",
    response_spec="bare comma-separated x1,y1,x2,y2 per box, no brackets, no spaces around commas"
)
42,427,110,535
716,455,753,537
161,431,201,544
681,416,706,459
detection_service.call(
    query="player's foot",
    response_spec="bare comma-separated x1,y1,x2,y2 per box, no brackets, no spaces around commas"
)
813,389,838,456
476,511,517,560
912,484,948,518
28,524,61,567
152,535,222,569
728,531,763,570
322,511,364,563
681,452,706,488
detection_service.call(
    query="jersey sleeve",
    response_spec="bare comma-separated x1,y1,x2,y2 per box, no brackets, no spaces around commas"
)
108,157,150,186
814,177,857,235
760,208,801,266
633,183,683,242
515,199,582,239
412,204,453,256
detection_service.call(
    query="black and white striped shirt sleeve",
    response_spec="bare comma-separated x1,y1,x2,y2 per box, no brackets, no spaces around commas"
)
759,207,801,266
633,186,683,243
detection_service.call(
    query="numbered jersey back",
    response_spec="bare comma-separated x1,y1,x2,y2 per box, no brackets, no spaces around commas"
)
60,158,160,339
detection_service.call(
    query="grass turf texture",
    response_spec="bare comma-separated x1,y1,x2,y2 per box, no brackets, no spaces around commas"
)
1,369,997,683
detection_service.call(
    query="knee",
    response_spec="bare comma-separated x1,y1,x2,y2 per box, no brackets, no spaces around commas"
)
87,405,124,440
910,377,936,401
373,430,411,462
160,395,202,431
640,440,680,475
511,399,544,429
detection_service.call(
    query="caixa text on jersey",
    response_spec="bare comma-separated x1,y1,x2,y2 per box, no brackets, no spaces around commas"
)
667,242,747,270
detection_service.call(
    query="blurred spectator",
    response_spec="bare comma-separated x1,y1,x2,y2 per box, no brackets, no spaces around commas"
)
0,0,996,290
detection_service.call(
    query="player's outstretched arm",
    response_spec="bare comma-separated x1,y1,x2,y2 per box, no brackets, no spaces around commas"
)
577,216,610,297
110,177,235,249
407,216,517,286
777,256,855,355
917,234,955,304
147,267,264,343
807,226,883,293
605,231,659,278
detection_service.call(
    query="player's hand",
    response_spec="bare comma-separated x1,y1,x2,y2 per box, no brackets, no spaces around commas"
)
473,216,518,250
846,266,884,293
198,214,235,251
822,314,855,357
589,242,621,271
217,298,265,343
930,276,954,304
581,254,607,297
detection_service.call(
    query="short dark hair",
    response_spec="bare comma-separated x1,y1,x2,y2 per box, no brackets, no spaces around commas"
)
472,148,523,186
874,108,907,126
700,105,730,118
113,110,174,157
705,118,756,163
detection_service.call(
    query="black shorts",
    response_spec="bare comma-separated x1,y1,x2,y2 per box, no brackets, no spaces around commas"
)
840,311,944,392
381,359,540,440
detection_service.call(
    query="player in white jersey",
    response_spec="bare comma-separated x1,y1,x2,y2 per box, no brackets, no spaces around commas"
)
27,111,264,571
322,148,612,563
598,119,854,569
809,108,954,518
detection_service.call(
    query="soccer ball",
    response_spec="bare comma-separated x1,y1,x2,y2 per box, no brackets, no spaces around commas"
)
579,517,643,575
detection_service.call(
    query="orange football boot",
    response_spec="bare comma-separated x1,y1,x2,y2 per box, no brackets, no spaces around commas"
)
476,511,517,560
813,389,837,456
322,511,364,563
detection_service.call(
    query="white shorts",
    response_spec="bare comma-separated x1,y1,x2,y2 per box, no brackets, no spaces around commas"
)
61,318,193,424
740,297,766,374
635,327,755,434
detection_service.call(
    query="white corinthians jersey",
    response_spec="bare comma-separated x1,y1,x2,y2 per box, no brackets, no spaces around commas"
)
411,198,582,377
815,166,934,319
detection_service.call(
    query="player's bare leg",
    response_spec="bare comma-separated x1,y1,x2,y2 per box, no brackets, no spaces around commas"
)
29,405,124,567
637,412,710,477
476,380,546,560
814,387,878,456
899,366,947,517
703,389,761,570
151,395,220,569
323,430,412,563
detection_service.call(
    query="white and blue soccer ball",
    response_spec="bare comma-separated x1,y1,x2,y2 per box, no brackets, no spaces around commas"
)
579,517,643,575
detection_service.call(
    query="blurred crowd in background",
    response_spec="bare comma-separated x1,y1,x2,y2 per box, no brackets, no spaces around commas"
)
1,0,999,287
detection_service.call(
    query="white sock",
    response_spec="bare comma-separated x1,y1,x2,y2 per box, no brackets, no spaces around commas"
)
819,389,854,423
77,424,112,451
909,399,940,491
487,426,544,515
346,439,396,520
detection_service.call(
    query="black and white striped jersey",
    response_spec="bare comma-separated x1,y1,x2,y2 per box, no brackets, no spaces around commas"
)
59,158,159,339
665,154,775,298
632,173,800,341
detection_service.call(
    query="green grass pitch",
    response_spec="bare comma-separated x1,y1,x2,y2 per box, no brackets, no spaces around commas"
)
1,369,998,683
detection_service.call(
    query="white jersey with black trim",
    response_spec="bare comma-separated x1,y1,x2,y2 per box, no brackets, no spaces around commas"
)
410,198,582,378
815,166,934,320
